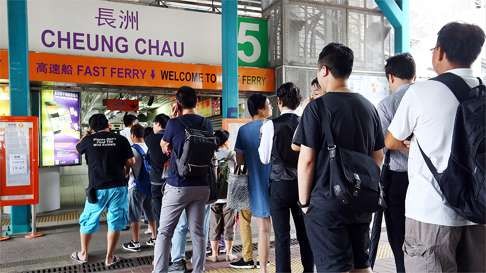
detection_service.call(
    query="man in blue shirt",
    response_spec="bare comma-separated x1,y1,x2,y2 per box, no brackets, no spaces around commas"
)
153,86,213,273
375,53,415,272
230,94,272,273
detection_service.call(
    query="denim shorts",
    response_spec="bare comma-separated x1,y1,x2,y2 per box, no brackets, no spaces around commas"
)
128,187,154,223
79,186,128,234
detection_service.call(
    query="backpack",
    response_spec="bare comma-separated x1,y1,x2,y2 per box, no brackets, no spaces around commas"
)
132,144,152,195
176,117,217,178
216,151,233,199
418,73,486,224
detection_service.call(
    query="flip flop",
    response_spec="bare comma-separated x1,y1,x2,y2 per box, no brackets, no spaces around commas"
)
70,252,87,264
105,255,122,267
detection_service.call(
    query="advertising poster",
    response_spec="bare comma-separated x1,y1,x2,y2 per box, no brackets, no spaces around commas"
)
197,97,221,117
41,89,81,166
0,86,9,116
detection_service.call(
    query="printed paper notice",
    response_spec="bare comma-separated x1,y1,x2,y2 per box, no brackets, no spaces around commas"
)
9,154,27,175
4,122,31,186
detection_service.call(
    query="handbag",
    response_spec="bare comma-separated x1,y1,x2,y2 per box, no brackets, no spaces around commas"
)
320,101,382,213
226,165,250,211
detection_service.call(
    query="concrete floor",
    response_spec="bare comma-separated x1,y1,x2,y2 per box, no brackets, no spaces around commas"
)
0,216,395,273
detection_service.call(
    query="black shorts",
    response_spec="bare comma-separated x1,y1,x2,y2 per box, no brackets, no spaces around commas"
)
304,203,371,272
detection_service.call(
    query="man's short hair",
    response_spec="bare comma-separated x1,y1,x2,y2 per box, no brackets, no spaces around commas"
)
130,124,145,138
89,113,109,132
153,113,170,129
311,77,320,88
385,53,416,80
247,94,267,117
437,22,485,67
318,43,354,79
277,82,302,110
176,86,197,109
123,114,138,127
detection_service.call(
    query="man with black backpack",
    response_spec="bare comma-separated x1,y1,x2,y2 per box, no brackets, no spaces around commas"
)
122,124,157,252
153,86,215,273
258,82,313,273
296,43,384,273
386,22,486,272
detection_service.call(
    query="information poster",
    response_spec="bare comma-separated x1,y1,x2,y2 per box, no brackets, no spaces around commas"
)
41,89,81,166
348,74,389,106
1,122,31,186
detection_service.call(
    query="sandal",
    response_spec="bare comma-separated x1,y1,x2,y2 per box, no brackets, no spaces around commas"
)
207,255,218,263
70,252,87,264
105,255,122,267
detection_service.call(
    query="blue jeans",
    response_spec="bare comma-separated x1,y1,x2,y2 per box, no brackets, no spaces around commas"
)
171,204,211,262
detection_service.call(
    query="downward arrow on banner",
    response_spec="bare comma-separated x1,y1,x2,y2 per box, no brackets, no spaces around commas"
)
151,69,155,79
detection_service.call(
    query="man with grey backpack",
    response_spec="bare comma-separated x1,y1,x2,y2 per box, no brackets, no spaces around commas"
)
153,86,216,273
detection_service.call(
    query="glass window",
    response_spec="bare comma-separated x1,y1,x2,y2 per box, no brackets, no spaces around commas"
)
348,11,384,71
285,3,346,66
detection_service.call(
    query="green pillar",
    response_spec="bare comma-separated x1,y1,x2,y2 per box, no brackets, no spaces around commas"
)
7,0,31,234
375,0,410,53
221,0,239,118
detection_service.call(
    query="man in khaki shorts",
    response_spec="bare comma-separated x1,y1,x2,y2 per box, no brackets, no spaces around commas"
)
386,22,486,272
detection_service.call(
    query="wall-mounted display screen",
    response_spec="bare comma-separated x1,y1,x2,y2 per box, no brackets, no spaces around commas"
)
41,89,81,167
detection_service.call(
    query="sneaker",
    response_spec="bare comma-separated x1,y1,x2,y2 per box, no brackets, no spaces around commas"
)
122,240,141,252
146,238,156,247
168,259,186,272
229,258,255,269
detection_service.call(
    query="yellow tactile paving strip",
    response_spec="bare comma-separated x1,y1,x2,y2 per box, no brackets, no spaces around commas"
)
206,243,392,273
205,244,393,273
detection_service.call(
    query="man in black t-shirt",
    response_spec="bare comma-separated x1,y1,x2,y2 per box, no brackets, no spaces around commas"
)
295,43,384,273
71,114,134,267
145,113,170,227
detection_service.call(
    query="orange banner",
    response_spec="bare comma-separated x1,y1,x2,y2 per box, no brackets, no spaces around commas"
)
0,50,275,93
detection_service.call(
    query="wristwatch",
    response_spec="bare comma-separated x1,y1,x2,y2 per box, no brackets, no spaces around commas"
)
298,200,310,208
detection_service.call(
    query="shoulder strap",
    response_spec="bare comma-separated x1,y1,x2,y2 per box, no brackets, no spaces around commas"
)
431,72,471,103
178,117,190,130
383,150,391,167
131,144,146,179
317,98,335,148
132,144,146,157
417,141,441,182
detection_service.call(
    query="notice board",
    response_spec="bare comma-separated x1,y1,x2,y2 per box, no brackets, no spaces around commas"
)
0,116,39,206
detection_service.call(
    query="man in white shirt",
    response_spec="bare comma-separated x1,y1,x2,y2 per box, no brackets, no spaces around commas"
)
386,22,485,272
258,82,313,273
120,114,138,145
